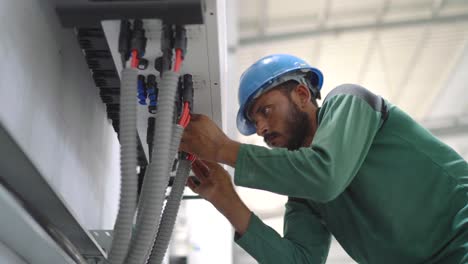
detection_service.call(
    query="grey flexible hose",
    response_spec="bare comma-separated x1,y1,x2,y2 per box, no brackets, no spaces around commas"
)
148,158,191,264
167,125,185,177
135,123,182,229
108,68,138,264
126,71,180,264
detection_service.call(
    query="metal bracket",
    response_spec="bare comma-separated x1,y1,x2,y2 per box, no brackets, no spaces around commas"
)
89,230,114,256
56,0,205,28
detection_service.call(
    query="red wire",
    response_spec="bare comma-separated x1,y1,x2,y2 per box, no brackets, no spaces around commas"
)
177,101,195,161
179,103,195,161
182,103,190,126
183,113,191,127
131,50,139,69
178,102,190,127
178,104,185,126
183,103,191,126
183,110,195,161
188,154,196,162
174,48,183,72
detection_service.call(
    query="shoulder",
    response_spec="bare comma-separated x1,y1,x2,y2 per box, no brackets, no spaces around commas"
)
322,84,389,120
324,84,381,109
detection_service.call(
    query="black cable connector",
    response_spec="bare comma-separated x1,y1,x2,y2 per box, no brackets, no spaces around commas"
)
183,74,194,112
118,20,131,67
131,19,147,57
179,152,189,160
160,23,174,73
175,76,183,123
138,58,149,70
146,117,156,161
174,25,187,58
154,56,163,73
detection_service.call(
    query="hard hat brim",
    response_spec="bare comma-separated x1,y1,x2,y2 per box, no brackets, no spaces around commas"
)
237,103,257,136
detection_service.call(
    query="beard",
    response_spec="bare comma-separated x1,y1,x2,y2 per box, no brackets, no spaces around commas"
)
264,100,310,150
285,102,310,150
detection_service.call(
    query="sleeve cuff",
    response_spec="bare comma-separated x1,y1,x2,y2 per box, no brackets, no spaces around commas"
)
234,213,261,248
234,144,249,186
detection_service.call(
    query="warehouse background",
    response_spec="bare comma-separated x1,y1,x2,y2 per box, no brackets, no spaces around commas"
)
224,0,468,262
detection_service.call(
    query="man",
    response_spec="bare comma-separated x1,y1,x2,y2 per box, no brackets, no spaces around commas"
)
180,54,468,263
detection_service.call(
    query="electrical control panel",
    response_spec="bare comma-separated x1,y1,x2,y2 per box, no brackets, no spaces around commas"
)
101,0,226,158
57,0,226,163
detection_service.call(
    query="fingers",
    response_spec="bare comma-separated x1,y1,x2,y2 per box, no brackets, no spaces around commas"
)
199,160,226,178
180,128,194,153
183,122,193,132
187,176,199,193
186,113,211,125
179,130,193,152
201,159,222,170
193,160,210,175
191,162,209,184
190,113,202,121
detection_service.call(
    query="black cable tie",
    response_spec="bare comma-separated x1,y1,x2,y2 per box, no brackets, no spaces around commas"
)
174,25,187,58
183,74,194,112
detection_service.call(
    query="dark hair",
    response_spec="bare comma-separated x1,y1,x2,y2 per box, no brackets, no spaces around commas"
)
274,80,319,107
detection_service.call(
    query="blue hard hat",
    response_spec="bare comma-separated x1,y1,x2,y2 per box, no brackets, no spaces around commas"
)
236,54,323,136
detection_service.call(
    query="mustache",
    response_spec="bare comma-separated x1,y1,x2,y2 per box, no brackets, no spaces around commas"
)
264,132,280,145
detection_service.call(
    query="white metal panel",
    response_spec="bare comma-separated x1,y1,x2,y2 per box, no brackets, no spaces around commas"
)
0,241,27,264
0,0,120,230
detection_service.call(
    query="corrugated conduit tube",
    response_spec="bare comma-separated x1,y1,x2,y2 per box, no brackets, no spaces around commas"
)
126,71,180,264
148,127,191,264
134,123,185,263
108,68,138,264
135,123,182,233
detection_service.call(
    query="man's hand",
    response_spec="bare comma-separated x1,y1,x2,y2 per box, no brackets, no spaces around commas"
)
188,159,235,203
180,114,240,167
188,160,251,235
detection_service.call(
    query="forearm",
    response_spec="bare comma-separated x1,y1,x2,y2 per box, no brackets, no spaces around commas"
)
217,139,241,168
212,191,251,235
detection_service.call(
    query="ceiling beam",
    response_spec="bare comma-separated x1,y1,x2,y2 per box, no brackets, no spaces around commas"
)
392,0,447,104
239,12,468,46
239,1,437,29
356,0,392,84
311,0,332,65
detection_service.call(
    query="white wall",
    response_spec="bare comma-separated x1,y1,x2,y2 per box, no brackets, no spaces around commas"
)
0,0,120,229
186,200,233,264
0,241,27,264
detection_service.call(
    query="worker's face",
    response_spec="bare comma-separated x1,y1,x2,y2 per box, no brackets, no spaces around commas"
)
249,88,310,150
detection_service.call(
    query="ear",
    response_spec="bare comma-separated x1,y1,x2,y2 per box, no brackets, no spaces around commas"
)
293,84,311,108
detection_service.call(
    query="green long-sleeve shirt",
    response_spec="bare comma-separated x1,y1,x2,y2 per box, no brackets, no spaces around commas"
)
234,84,468,264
